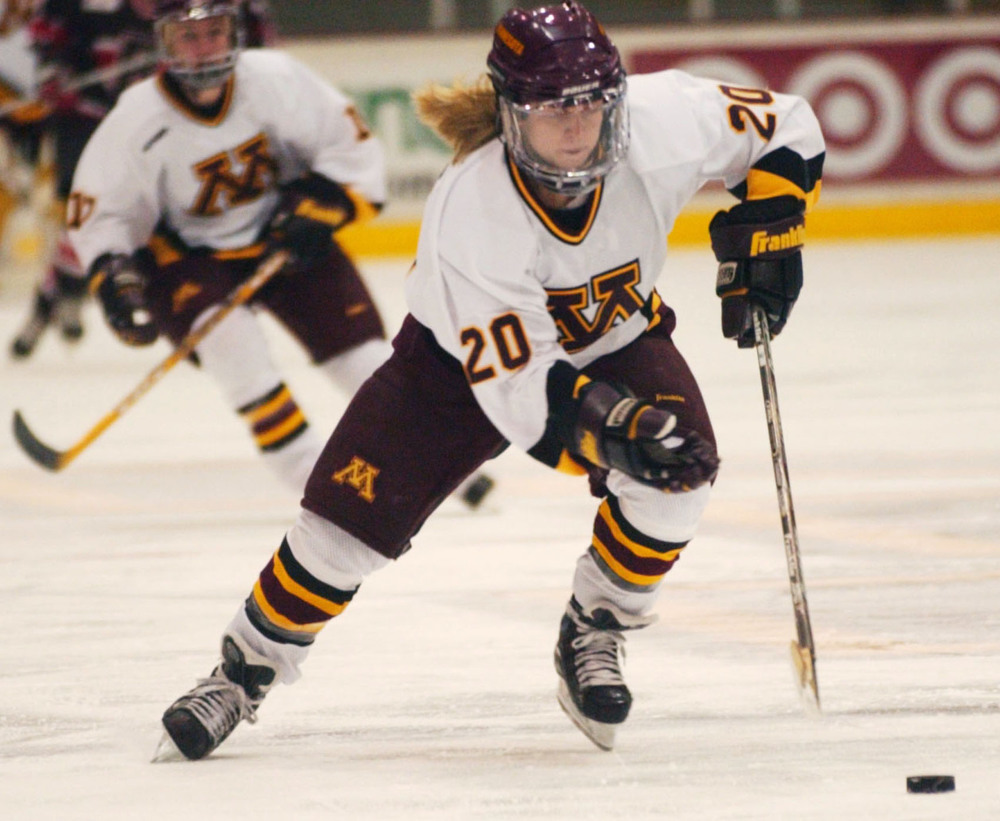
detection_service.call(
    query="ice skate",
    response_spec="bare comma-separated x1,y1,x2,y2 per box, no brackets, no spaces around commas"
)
9,291,53,359
54,272,87,343
154,634,277,762
56,295,84,342
554,598,654,751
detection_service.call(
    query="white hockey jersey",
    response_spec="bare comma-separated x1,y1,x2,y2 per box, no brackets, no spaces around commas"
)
68,48,386,271
407,69,825,456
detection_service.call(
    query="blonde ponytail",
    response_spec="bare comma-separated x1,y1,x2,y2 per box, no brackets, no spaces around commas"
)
413,75,499,164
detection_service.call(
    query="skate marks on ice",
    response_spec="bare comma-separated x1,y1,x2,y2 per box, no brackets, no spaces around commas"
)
1,238,1000,819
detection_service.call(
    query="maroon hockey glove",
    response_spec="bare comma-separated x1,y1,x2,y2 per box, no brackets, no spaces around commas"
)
264,173,356,270
572,381,719,492
90,253,158,347
709,195,805,348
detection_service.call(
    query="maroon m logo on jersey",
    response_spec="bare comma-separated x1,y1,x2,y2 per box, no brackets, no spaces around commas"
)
190,132,278,216
546,260,644,353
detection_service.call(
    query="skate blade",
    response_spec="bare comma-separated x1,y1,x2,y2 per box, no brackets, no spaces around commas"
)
151,730,186,763
556,681,617,751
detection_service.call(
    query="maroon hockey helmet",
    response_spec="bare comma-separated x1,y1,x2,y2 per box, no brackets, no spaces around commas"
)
487,1,623,104
487,2,629,195
155,0,244,91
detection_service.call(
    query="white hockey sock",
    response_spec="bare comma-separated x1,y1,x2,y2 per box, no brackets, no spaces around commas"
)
226,510,392,685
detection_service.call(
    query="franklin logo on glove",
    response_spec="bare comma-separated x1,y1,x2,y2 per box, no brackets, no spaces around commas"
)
750,223,805,256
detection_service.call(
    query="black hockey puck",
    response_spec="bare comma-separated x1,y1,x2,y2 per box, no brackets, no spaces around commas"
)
906,775,955,793
460,474,495,508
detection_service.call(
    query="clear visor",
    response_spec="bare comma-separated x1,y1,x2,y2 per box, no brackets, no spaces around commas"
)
499,81,629,196
156,9,242,91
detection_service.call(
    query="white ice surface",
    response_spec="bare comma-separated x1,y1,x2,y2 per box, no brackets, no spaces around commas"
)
1,237,998,819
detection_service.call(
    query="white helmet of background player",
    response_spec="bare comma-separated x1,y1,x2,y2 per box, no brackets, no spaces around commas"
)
155,0,244,91
487,2,629,196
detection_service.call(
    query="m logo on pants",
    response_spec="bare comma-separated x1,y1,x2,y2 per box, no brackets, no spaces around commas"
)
332,456,380,502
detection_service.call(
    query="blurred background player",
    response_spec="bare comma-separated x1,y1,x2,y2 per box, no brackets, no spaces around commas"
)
7,0,274,358
7,0,159,357
153,0,821,761
0,0,46,278
66,0,493,503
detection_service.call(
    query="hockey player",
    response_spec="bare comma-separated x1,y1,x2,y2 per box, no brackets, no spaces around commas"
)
156,1,823,760
0,0,45,275
7,0,159,356
65,0,494,501
7,0,274,358
62,0,386,492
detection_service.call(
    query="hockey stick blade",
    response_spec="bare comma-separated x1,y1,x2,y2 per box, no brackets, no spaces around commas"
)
12,410,69,471
790,640,821,715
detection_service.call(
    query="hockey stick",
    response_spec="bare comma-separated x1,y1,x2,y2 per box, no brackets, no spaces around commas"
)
12,249,290,471
751,304,821,714
0,52,159,119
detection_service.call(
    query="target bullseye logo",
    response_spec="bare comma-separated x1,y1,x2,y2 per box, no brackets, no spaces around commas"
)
915,47,1000,173
789,52,908,179
632,36,1000,182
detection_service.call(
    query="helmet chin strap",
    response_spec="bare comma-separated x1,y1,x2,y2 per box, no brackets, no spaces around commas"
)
522,154,604,199
173,59,231,89
170,64,229,105
521,167,600,210
550,144,606,195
